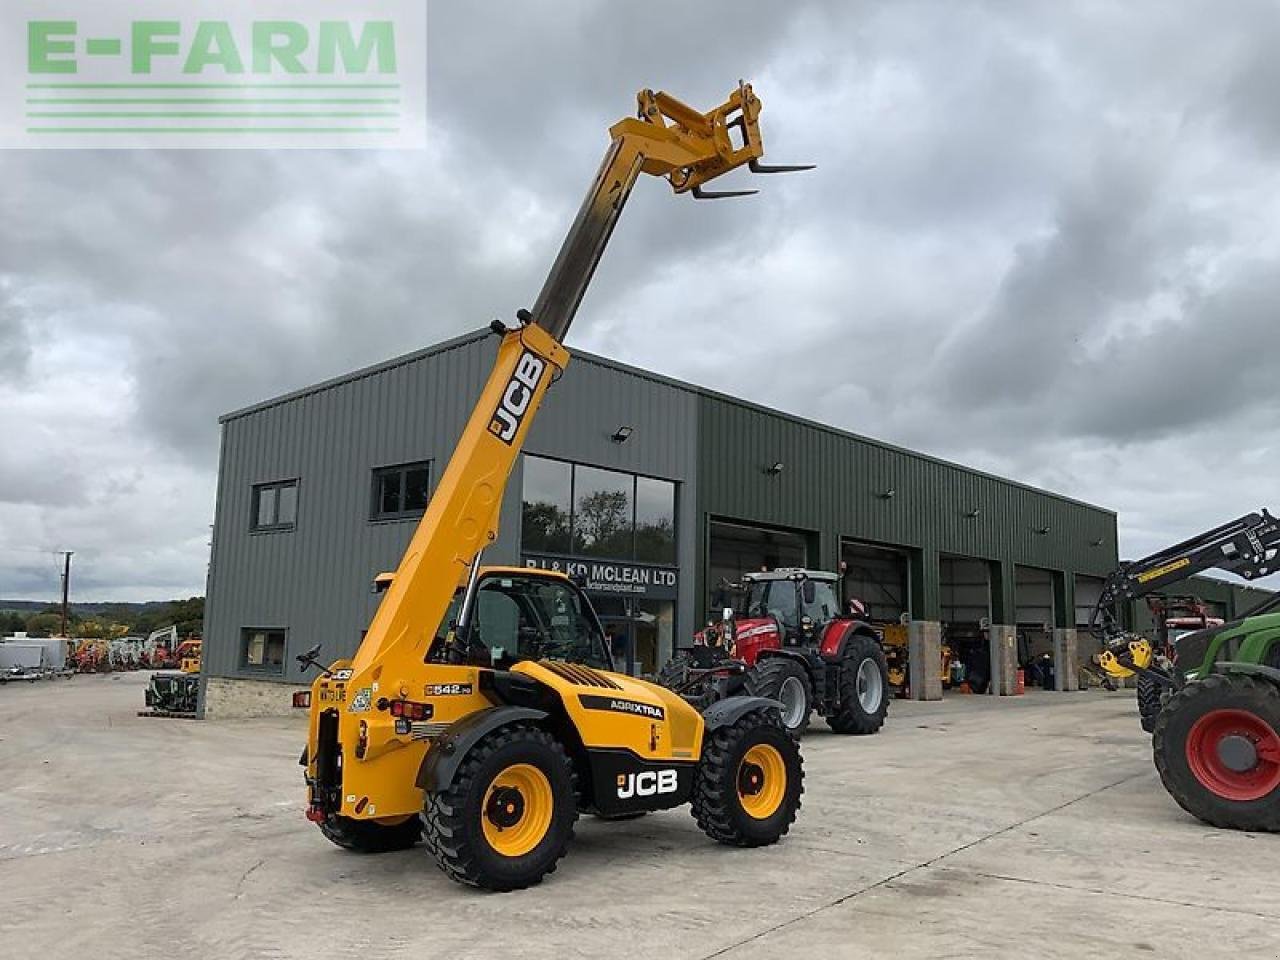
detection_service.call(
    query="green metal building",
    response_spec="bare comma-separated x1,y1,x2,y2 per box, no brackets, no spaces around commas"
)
204,330,1132,715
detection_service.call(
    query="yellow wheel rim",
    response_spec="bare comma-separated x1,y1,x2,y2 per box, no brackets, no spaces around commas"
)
481,763,554,857
737,744,787,820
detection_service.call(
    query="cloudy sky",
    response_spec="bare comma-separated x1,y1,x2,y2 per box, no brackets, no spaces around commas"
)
3,0,1279,601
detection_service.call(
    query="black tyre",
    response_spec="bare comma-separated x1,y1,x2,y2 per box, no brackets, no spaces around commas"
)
1137,674,1164,735
422,724,577,891
745,657,813,736
826,634,890,735
317,813,422,853
691,708,803,846
1152,673,1280,832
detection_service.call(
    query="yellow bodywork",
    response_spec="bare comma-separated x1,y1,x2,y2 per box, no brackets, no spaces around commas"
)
1097,637,1154,679
304,83,790,824
178,639,202,674
308,574,704,820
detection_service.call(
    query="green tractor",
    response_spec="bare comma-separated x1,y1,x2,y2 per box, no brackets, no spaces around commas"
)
1091,510,1280,832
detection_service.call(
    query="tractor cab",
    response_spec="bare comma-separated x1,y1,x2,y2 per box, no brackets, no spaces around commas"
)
736,568,844,650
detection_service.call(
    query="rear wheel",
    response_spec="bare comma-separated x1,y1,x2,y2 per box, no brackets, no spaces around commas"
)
317,813,422,853
827,634,890,735
423,724,577,890
1152,673,1280,831
745,658,812,736
691,709,803,846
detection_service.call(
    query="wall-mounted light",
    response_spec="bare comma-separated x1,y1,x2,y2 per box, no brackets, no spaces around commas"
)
610,425,633,444
877,488,896,500
1034,526,1051,535
764,461,784,476
965,508,981,519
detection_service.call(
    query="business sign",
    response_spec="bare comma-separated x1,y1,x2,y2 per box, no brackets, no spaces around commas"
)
4,0,426,148
522,555,678,601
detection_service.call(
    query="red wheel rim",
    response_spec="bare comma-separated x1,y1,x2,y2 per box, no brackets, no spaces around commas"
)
1185,708,1280,801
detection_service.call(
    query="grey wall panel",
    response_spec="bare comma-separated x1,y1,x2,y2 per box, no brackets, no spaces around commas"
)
693,392,1119,621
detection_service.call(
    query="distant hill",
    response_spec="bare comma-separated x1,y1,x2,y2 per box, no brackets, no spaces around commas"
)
1,600,171,615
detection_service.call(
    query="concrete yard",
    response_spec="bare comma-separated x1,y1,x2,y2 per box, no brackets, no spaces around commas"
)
2,674,1275,960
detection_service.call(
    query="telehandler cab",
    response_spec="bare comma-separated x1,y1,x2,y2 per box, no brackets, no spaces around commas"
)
1091,510,1280,831
298,83,810,890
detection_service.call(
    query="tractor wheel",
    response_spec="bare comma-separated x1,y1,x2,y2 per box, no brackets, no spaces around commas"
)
691,708,803,846
317,813,422,853
826,634,890,735
422,724,577,891
1152,673,1280,832
745,658,812,736
1137,674,1164,735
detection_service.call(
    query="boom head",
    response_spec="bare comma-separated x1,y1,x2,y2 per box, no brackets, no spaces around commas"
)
617,82,814,199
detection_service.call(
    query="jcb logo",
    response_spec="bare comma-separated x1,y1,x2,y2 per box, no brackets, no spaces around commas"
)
616,769,678,799
488,351,546,444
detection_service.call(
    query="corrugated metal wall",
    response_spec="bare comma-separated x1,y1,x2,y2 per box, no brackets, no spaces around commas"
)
202,332,699,685
694,393,1119,623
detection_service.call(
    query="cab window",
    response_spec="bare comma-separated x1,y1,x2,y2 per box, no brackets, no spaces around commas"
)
446,575,613,671
802,580,839,624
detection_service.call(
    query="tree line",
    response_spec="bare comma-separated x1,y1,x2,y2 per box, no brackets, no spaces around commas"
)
0,597,204,640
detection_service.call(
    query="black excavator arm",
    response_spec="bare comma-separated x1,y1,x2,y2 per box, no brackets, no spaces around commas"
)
1088,510,1280,680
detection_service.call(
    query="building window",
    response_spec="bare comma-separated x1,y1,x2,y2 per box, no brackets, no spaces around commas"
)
521,456,572,553
241,628,286,673
371,461,431,521
520,455,676,565
252,480,298,532
573,465,634,559
634,475,676,564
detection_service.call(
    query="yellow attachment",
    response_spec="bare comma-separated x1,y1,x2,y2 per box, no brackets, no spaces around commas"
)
481,763,554,858
615,83,769,195
738,744,786,820
1097,637,1154,679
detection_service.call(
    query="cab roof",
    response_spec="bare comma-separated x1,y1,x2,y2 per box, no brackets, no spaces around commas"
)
742,568,837,583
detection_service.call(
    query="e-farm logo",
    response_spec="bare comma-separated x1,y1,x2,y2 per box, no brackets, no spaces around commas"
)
3,1,425,148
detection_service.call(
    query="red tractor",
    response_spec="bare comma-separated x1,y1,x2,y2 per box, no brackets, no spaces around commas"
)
658,568,890,736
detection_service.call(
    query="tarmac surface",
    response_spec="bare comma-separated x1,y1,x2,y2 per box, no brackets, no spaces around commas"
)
1,672,1276,960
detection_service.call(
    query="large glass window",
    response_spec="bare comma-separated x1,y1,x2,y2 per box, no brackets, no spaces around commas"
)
634,476,676,564
520,457,572,553
520,456,676,565
573,465,633,559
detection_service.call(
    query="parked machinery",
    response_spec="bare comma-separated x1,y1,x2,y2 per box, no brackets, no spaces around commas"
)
141,637,202,718
297,83,810,891
658,569,890,737
1091,510,1280,831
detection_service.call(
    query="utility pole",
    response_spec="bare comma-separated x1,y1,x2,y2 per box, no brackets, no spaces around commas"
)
59,551,73,637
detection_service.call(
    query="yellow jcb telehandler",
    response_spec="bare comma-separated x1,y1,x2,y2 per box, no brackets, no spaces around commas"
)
296,82,811,890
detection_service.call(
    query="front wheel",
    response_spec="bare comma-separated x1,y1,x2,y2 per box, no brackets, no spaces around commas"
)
827,634,890,734
317,813,422,853
691,709,803,846
1152,673,1280,832
423,724,577,890
745,657,813,736
1137,674,1164,734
